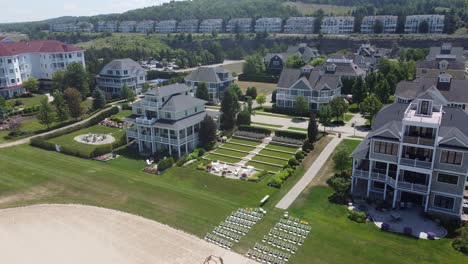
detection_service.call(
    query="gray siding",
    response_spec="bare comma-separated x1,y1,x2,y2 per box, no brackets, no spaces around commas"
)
427,192,462,215
430,171,466,195
433,148,468,174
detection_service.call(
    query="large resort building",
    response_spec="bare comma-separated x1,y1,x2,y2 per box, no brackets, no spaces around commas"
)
96,59,146,96
321,16,354,34
226,18,252,33
360,16,397,34
404,15,445,34
284,17,316,34
255,17,283,33
184,66,235,104
125,83,207,158
0,40,85,98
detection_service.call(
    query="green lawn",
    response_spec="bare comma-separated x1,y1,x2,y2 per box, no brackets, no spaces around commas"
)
246,161,282,172
258,149,294,160
223,62,244,74
220,143,255,152
6,94,47,109
204,153,242,164
264,144,298,153
344,113,354,122
287,127,307,133
212,148,247,158
46,125,125,157
111,110,132,121
228,138,261,147
252,155,287,165
236,81,277,96
251,122,283,128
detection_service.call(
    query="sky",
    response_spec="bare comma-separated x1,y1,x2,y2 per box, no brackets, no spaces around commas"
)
0,0,174,23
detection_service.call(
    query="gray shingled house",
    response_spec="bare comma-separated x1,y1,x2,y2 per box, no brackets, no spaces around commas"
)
264,43,320,74
184,66,235,104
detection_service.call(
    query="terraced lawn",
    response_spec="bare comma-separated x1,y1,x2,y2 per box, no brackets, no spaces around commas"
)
252,155,288,165
251,122,283,128
246,161,282,172
204,154,242,164
228,138,261,147
212,148,247,158
258,149,294,160
287,127,307,133
264,144,298,154
220,143,256,152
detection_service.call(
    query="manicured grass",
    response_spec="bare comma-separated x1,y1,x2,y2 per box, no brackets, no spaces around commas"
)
0,145,274,239
228,138,261,147
252,155,287,166
258,149,294,160
46,125,125,157
111,110,132,121
251,122,283,128
344,113,354,122
264,144,298,153
223,62,244,74
246,161,282,172
221,143,255,152
287,127,307,132
348,103,359,113
236,81,277,96
212,148,247,158
204,154,242,164
6,94,47,109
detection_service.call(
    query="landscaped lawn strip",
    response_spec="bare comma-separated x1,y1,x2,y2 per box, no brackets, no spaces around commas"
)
228,138,261,147
252,155,288,165
258,149,294,160
46,125,125,156
245,161,282,172
287,127,307,132
6,94,47,108
344,113,354,122
251,122,283,128
212,148,247,158
111,110,133,121
205,154,242,164
220,143,256,152
264,144,298,153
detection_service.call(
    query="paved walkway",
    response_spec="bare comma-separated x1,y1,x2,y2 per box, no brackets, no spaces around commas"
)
275,137,343,210
237,134,272,166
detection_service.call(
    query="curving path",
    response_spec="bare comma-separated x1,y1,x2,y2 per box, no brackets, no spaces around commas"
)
0,204,255,264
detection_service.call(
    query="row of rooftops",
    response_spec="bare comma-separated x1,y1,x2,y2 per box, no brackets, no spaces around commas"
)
0,40,83,57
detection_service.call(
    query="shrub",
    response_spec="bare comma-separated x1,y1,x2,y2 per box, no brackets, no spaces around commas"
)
381,223,390,231
158,157,174,172
238,73,278,83
238,125,271,135
275,130,307,140
288,158,299,167
295,151,305,160
327,173,351,204
302,141,312,152
452,226,468,253
176,155,188,166
196,164,207,171
248,171,267,182
404,227,413,236
30,138,56,151
91,145,112,157
348,210,367,223
197,148,206,157
268,168,294,188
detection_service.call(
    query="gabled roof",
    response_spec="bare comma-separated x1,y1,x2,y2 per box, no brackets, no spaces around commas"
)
368,121,401,139
351,138,370,159
155,111,207,130
417,59,465,71
0,40,83,56
426,44,465,62
277,68,342,91
395,77,468,104
439,127,468,147
184,66,232,83
145,83,190,97
161,94,206,112
264,53,285,62
99,58,144,77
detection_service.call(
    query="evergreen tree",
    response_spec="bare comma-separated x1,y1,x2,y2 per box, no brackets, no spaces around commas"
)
199,115,217,150
195,82,210,101
92,89,106,110
237,108,251,126
375,79,391,104
246,87,257,99
220,86,240,130
64,88,83,119
52,90,69,122
65,62,89,97
228,83,243,100
333,145,351,173
352,77,367,104
37,97,56,129
307,113,319,144
318,105,332,132
295,96,309,117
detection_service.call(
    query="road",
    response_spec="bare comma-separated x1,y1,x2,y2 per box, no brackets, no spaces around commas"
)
149,60,245,73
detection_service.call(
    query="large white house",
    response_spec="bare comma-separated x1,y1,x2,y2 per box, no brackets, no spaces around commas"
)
184,66,235,104
0,40,85,98
255,18,283,33
96,59,146,96
404,15,445,34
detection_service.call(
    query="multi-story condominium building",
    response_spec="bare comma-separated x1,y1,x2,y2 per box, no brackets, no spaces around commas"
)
125,83,207,157
97,21,118,33
0,40,85,98
275,65,343,111
226,18,252,33
255,17,283,33
199,19,223,33
426,43,466,63
321,16,355,34
50,22,94,32
361,16,398,34
184,66,235,104
177,19,199,33
96,59,146,96
352,73,468,219
156,20,177,33
264,43,320,74
404,15,444,34
136,20,155,33
118,21,137,33
284,17,316,34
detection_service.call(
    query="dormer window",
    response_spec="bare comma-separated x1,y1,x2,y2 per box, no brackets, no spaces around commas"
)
438,60,448,71
418,100,432,116
326,63,336,73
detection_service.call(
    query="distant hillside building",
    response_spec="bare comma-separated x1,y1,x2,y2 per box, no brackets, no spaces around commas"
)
361,16,398,34
96,59,146,96
184,66,235,104
321,16,354,34
199,19,223,33
404,15,444,34
226,18,252,33
97,21,118,33
50,22,94,32
118,21,137,33
255,17,283,33
177,19,199,33
136,20,155,33
156,20,177,34
284,17,316,34
264,43,320,74
125,83,207,157
0,40,85,98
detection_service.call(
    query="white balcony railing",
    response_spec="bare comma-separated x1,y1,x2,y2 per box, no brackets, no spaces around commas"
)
126,130,138,138
386,176,396,187
400,158,432,169
370,171,386,181
403,136,435,146
397,181,429,193
276,94,335,103
353,169,369,178
136,117,157,125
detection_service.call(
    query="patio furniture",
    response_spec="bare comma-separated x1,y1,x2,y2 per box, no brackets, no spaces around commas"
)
390,212,401,221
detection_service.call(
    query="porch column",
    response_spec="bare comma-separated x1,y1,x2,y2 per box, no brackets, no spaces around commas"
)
168,129,172,156
151,127,155,153
392,169,401,208
367,160,372,197
137,125,143,152
383,183,387,200
351,159,356,193
177,129,181,158
424,173,432,212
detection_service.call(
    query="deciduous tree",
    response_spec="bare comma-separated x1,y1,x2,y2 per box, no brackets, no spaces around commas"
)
318,105,332,132
329,97,348,121
199,115,217,149
220,86,240,130
307,113,319,144
295,96,309,117
37,97,56,129
22,77,39,93
92,89,106,110
256,93,266,108
64,88,83,119
52,90,69,122
65,62,89,97
195,82,209,101
360,94,383,126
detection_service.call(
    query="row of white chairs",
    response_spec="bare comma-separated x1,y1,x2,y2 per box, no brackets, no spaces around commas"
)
269,230,305,245
213,227,241,242
253,243,291,261
262,235,298,253
226,216,255,228
219,222,249,235
279,219,311,231
204,233,233,249
246,250,287,264
274,223,309,238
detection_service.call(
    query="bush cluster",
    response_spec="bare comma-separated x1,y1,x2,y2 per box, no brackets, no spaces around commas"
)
238,125,271,135
158,157,175,172
268,168,294,188
275,130,307,140
348,210,367,223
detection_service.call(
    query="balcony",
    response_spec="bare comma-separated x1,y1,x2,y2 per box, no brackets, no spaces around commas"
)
136,117,157,126
403,135,435,146
397,181,429,193
400,157,432,169
370,170,387,181
403,103,443,125
140,100,160,109
126,130,138,138
353,169,369,179
386,176,396,187
276,94,335,103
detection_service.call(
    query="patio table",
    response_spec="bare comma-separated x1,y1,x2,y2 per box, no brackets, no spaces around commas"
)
391,212,401,221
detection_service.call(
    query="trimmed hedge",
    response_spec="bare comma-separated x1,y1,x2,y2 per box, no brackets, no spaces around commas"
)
275,130,307,140
158,157,174,172
266,104,310,117
238,125,271,135
238,73,279,83
348,211,367,223
268,168,294,188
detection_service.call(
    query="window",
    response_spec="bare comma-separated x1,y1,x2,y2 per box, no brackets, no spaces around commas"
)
77,52,82,57
185,110,188,116
107,70,113,75
419,100,429,115
124,70,128,75
7,59,11,64
437,173,458,185
116,71,120,75
165,112,171,119
10,79,15,83
440,150,463,165
373,141,398,155
433,195,454,210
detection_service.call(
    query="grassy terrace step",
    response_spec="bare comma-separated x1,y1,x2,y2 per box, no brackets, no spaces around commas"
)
205,153,242,164
252,155,288,166
228,138,262,147
246,161,282,173
258,149,294,160
251,122,283,128
264,144,299,154
220,143,256,152
212,148,248,158
287,127,307,132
